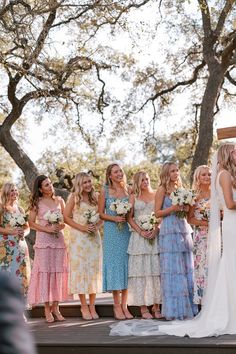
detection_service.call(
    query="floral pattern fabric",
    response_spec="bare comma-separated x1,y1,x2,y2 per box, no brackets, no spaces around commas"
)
159,196,198,320
68,202,102,295
127,199,161,306
0,211,31,296
27,200,68,305
192,198,209,304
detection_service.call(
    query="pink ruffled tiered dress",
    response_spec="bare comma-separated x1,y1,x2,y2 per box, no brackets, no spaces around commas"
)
28,200,68,305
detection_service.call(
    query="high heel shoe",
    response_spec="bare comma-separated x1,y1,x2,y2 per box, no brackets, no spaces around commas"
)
113,304,126,320
45,311,54,323
80,305,93,320
89,305,99,319
51,310,65,321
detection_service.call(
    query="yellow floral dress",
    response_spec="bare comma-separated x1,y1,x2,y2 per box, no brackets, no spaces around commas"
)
68,202,102,295
0,209,31,296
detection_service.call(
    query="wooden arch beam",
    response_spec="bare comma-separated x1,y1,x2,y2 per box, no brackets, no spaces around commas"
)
217,126,236,140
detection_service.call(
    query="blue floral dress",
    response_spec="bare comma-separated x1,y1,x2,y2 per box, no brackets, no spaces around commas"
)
159,196,198,320
0,210,31,296
103,185,131,291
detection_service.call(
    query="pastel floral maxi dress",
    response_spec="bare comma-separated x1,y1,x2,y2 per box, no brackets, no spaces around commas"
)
103,185,131,291
0,208,31,296
68,202,102,295
159,196,198,319
192,198,209,304
28,200,68,305
127,199,161,306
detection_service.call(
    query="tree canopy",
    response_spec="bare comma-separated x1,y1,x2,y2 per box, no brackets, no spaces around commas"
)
0,0,236,189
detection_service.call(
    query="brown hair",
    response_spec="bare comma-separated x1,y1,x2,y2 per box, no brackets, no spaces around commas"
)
29,175,55,211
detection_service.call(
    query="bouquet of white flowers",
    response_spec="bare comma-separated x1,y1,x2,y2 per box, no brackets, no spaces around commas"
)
137,212,161,245
170,188,196,218
83,209,100,237
110,199,132,230
199,200,211,221
8,212,28,228
43,210,63,237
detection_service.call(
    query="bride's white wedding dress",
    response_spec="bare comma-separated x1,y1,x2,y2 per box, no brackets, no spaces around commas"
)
110,167,236,338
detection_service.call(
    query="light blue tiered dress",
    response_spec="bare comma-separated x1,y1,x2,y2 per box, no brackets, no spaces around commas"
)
103,185,131,292
159,196,198,320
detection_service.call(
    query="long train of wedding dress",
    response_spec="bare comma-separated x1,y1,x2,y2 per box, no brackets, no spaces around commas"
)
110,155,236,338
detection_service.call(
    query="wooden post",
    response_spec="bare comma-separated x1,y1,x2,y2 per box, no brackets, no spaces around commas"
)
217,126,236,140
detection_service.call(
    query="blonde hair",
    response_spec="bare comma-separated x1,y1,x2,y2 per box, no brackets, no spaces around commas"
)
217,143,236,188
105,163,127,189
192,165,211,192
132,171,150,197
72,172,97,206
159,162,182,194
0,183,17,208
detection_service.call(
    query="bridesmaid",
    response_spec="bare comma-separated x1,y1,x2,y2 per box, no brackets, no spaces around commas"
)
27,175,68,323
0,183,31,297
155,162,198,320
64,172,102,320
127,171,162,319
98,163,133,320
188,165,211,306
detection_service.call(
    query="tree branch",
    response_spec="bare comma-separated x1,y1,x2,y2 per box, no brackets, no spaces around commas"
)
138,60,206,112
226,70,236,86
214,0,236,38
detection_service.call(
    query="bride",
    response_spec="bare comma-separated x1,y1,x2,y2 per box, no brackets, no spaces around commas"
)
110,143,236,338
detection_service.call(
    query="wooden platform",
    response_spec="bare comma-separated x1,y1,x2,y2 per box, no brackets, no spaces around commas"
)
27,302,236,354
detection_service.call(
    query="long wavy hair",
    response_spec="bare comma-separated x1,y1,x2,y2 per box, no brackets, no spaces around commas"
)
217,143,236,188
29,175,55,211
0,183,17,208
159,162,182,194
105,163,127,190
72,172,97,207
192,165,211,193
132,171,151,197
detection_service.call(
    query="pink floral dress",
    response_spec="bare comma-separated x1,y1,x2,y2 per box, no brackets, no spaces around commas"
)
192,198,209,305
28,199,68,305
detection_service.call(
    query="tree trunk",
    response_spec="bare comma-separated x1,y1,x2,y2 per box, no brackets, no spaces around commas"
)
0,126,39,190
191,66,225,178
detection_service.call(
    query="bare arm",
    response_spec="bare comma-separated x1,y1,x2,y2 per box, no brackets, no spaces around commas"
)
63,194,95,233
28,208,59,234
155,187,180,218
219,170,236,210
98,188,126,223
0,205,25,237
188,203,208,227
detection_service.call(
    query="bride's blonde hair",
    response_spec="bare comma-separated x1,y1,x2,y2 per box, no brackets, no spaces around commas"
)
132,171,151,197
217,143,236,188
159,162,182,194
192,165,211,193
72,172,97,207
